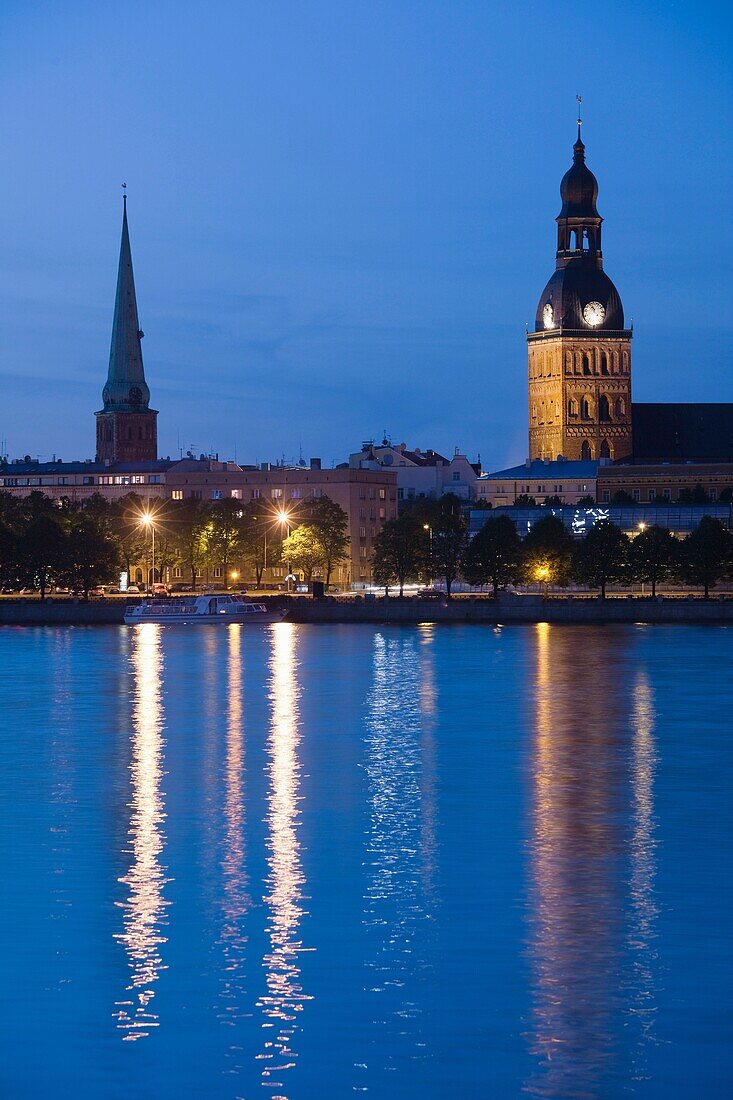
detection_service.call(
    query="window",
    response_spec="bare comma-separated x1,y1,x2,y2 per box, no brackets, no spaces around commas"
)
452,471,460,481
602,490,610,502
171,490,184,500
368,489,375,500
648,490,655,503
291,488,303,499
581,441,592,461
599,395,610,422
600,440,611,459
271,488,283,499
663,488,671,501
710,489,718,502
614,397,625,418
149,475,161,485
359,488,366,500
311,489,322,499
212,490,223,500
370,526,376,538
214,567,223,578
600,352,609,375
633,489,640,502
132,475,145,484
379,488,386,499
83,476,94,486
379,508,386,519
58,477,69,486
582,398,591,419
231,489,242,499
370,509,376,520
192,490,202,500
173,566,182,579
583,353,591,376
252,489,261,499
359,508,366,519
359,546,368,558
359,527,366,538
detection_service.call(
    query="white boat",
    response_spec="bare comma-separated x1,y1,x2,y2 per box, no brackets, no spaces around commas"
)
124,593,287,626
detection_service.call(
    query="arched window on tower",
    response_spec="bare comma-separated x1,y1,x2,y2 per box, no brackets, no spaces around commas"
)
599,395,611,422
600,440,611,459
582,396,592,420
614,397,625,418
622,351,629,373
600,351,609,375
582,353,591,376
568,398,578,418
581,440,592,461
105,424,112,443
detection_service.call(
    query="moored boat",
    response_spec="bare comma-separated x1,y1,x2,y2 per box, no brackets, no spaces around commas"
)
124,593,287,625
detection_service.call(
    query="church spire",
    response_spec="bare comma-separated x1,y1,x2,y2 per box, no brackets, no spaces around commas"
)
101,190,151,411
95,192,158,464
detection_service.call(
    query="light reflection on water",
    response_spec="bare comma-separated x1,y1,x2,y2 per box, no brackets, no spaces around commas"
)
360,629,437,1085
217,625,252,1063
525,624,659,1098
256,622,311,1097
2,622,729,1098
114,623,170,1040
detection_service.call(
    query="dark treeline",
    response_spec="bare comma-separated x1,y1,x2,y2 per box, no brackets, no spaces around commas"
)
0,491,350,598
373,500,733,599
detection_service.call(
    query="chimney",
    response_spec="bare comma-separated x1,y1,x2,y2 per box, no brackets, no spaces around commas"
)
310,457,321,470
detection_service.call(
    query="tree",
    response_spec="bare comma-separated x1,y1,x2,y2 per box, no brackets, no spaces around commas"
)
679,484,709,504
611,489,634,504
238,501,277,586
281,525,326,583
110,493,150,582
576,495,596,506
629,524,677,597
428,494,468,597
571,520,629,599
371,514,424,596
204,499,244,583
0,493,22,590
522,513,575,588
60,514,121,600
301,496,349,586
514,494,537,507
462,515,522,597
170,499,208,590
543,495,565,507
18,509,66,598
679,516,733,599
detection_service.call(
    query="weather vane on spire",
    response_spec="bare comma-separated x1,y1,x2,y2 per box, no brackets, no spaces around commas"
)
121,181,127,206
576,94,583,133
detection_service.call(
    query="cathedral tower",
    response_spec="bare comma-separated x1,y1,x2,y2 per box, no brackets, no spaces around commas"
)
527,118,632,462
95,196,158,463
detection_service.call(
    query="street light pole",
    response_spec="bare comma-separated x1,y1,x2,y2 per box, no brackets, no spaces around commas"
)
423,524,433,586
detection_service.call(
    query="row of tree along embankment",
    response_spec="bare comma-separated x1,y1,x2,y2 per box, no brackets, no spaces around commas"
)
2,594,733,627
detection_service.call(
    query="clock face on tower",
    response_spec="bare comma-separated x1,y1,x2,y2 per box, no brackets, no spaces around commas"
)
582,301,606,327
542,303,554,330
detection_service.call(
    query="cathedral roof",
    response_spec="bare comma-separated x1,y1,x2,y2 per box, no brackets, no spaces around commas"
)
558,130,599,219
100,195,153,412
534,262,625,331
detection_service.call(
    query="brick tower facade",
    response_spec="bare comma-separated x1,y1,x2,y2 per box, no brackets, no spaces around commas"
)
527,119,632,462
95,195,158,462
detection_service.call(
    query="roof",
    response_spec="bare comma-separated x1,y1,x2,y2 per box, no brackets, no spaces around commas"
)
0,459,175,476
632,403,733,464
480,460,599,481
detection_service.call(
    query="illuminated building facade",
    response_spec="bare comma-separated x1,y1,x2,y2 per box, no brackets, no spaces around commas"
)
527,120,633,463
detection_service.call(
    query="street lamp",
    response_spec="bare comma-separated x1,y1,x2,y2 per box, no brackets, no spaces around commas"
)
278,508,293,591
229,570,239,590
638,522,647,596
139,512,156,591
423,524,433,585
535,563,550,599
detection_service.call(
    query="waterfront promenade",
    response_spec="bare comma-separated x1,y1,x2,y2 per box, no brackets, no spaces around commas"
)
2,593,733,626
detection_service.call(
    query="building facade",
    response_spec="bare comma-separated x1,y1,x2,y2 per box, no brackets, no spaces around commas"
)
475,458,598,507
95,196,158,463
349,439,481,502
527,120,632,463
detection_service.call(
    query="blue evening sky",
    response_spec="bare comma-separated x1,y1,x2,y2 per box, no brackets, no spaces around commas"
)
1,0,731,470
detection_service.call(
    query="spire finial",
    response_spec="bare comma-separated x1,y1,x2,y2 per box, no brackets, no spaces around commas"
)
121,181,127,209
576,94,582,140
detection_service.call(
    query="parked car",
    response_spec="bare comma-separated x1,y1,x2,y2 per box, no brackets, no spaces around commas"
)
126,585,141,594
150,583,170,596
169,582,193,593
417,587,445,600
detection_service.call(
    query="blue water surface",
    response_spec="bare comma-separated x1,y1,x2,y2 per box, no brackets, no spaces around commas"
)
0,622,731,1098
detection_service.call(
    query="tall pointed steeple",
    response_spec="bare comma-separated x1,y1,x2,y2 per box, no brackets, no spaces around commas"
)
102,194,151,410
96,194,158,463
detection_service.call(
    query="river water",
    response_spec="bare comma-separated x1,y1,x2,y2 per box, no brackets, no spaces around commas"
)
1,622,731,1098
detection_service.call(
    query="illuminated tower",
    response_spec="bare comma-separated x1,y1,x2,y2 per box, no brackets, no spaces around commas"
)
527,113,632,462
95,195,158,462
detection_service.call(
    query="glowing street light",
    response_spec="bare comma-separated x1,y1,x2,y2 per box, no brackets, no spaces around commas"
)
535,563,550,598
139,511,156,592
423,524,433,584
277,509,293,591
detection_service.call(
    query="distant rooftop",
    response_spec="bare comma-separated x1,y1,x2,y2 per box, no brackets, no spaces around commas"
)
480,459,600,480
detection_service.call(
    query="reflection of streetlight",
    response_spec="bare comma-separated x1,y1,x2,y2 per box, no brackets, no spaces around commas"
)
423,524,433,585
139,512,156,591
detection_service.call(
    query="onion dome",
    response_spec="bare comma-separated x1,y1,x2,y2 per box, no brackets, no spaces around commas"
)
558,130,600,219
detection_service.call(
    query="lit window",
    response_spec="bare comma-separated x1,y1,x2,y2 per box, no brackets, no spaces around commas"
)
231,489,242,499
252,489,261,499
171,490,184,500
379,488,386,499
214,566,223,578
271,488,283,499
